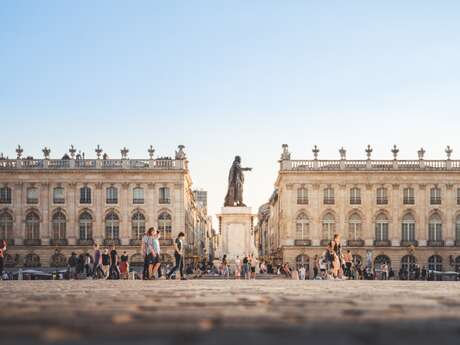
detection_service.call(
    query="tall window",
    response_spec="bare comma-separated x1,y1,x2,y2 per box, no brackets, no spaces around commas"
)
430,187,441,205
376,187,388,205
350,187,361,205
375,213,389,241
158,212,172,239
53,187,65,204
428,213,442,241
0,212,13,240
159,187,170,204
403,187,415,205
457,188,460,205
428,255,442,272
401,213,416,241
133,187,144,204
297,187,308,204
132,212,145,239
106,186,118,204
401,255,416,272
79,212,93,241
295,212,309,240
80,187,91,204
456,215,460,241
323,187,335,205
0,187,12,204
322,213,335,240
105,212,119,240
27,187,39,204
348,213,362,240
52,211,66,240
25,212,40,240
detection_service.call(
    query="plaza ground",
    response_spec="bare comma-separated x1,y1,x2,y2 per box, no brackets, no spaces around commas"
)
1,280,460,345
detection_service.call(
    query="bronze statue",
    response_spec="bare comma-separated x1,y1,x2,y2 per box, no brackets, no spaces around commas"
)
224,156,252,207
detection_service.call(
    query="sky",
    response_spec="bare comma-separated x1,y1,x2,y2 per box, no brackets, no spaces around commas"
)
1,1,460,224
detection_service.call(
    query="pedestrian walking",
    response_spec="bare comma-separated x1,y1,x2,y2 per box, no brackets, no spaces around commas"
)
109,245,120,279
68,252,78,279
102,249,110,279
120,251,129,279
167,232,186,280
0,240,6,279
141,228,155,280
299,265,306,280
151,229,161,279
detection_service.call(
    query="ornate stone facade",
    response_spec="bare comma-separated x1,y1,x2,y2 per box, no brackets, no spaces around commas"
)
0,145,212,269
255,145,460,275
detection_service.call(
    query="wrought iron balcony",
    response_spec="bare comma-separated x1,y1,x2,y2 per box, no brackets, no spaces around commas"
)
320,239,331,246
133,198,144,204
294,239,312,246
430,197,441,205
103,239,121,246
27,198,38,204
50,239,68,246
374,240,391,247
347,239,364,247
80,198,91,204
77,239,94,246
323,197,335,205
0,198,11,204
159,198,170,204
23,239,41,246
106,198,118,204
376,197,388,205
403,197,415,205
296,198,309,205
427,240,444,247
53,198,65,204
400,240,418,247
350,198,361,205
130,239,142,246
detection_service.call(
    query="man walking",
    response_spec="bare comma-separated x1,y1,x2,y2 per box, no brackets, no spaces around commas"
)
150,229,162,279
141,228,155,280
167,232,186,280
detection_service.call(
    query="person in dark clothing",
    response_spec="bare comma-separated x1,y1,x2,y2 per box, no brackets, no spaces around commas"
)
167,232,186,280
102,249,111,278
68,252,78,279
0,240,6,279
109,245,120,279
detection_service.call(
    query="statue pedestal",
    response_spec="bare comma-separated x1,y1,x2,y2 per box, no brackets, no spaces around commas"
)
218,207,255,261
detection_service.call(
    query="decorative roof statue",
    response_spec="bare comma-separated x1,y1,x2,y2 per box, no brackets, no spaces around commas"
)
69,145,76,159
95,145,103,159
446,146,453,160
42,147,51,159
121,147,129,159
339,147,346,160
148,145,155,159
16,145,23,159
365,145,373,160
312,145,319,160
280,144,291,160
391,145,399,160
418,147,426,160
175,145,187,160
224,156,252,207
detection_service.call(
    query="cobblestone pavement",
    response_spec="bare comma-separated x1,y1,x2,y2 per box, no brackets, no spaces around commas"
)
1,280,460,345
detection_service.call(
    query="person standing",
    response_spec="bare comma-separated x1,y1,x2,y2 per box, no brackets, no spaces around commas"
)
120,251,129,279
242,255,250,280
221,255,229,279
167,232,186,280
151,230,161,279
101,249,110,279
234,256,241,280
0,240,6,279
141,228,155,280
299,265,306,280
68,252,78,279
313,255,319,279
109,245,120,279
93,244,104,279
250,254,257,280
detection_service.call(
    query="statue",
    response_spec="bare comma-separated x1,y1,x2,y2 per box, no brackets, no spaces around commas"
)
224,156,252,207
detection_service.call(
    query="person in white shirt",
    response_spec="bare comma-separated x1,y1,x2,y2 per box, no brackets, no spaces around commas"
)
299,265,306,280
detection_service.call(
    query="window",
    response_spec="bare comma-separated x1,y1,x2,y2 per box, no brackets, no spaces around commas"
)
374,255,391,271
401,255,416,272
297,187,308,204
132,212,145,239
428,213,442,241
53,187,65,204
295,212,309,240
159,187,170,204
348,213,362,240
456,215,460,241
428,255,442,272
296,255,310,270
323,187,335,205
52,211,66,240
24,253,40,267
375,213,389,241
25,212,40,240
27,187,39,204
0,186,12,204
430,187,441,205
322,213,335,240
401,213,415,241
106,186,118,204
0,212,13,240
80,187,91,204
79,212,93,241
457,188,460,205
403,187,415,205
158,212,172,239
350,187,361,205
133,187,144,204
376,187,388,205
105,212,119,240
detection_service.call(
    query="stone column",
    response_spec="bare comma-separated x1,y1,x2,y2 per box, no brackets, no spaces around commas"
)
40,183,50,245
13,182,24,245
94,182,103,244
391,184,401,246
120,182,130,245
67,182,77,245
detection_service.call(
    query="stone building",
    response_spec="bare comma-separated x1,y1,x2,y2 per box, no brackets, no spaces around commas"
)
255,144,460,276
0,144,211,269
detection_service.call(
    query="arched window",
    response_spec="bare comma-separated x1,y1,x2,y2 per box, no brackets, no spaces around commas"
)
52,211,66,240
401,255,416,272
133,187,144,204
105,212,119,240
375,213,389,241
159,187,170,204
53,187,65,204
297,188,308,204
0,186,12,204
428,213,442,242
428,255,442,272
106,186,118,204
296,255,309,270
50,252,67,267
322,213,335,240
456,215,460,241
132,212,145,239
401,213,415,241
25,212,40,240
24,253,40,267
350,187,361,204
374,255,391,270
158,212,172,239
79,212,93,241
295,212,309,240
27,187,39,204
80,186,91,204
0,212,13,241
348,213,362,240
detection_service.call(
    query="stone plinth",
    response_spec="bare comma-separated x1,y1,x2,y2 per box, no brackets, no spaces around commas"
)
218,207,255,261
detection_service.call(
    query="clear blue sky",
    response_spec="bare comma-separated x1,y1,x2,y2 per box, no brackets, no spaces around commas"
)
1,1,460,221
